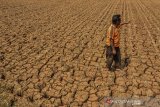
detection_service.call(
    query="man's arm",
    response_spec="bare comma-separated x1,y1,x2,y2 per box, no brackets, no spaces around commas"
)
110,38,116,55
110,26,116,55
120,21,131,26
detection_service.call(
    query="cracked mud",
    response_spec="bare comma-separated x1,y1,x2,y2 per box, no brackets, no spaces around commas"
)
0,0,160,107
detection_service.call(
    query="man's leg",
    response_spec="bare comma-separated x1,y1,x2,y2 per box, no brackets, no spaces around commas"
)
106,46,114,70
114,47,121,68
107,55,114,70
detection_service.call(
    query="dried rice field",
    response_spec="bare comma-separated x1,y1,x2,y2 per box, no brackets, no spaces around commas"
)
0,0,160,106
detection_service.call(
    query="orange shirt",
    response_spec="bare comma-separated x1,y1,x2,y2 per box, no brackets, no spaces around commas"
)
106,24,120,47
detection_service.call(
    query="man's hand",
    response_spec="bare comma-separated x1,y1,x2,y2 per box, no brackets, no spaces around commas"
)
128,20,131,24
112,49,116,55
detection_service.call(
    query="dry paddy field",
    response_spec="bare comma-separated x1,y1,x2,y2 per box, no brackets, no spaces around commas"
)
0,0,160,107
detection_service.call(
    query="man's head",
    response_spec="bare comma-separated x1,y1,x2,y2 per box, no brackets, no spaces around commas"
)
112,14,121,26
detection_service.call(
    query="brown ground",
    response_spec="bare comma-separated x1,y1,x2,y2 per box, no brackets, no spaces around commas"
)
0,0,160,107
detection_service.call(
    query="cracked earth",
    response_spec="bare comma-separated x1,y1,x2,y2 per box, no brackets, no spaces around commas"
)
0,0,160,107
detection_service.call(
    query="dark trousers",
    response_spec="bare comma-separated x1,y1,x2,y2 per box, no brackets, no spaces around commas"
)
106,46,121,69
